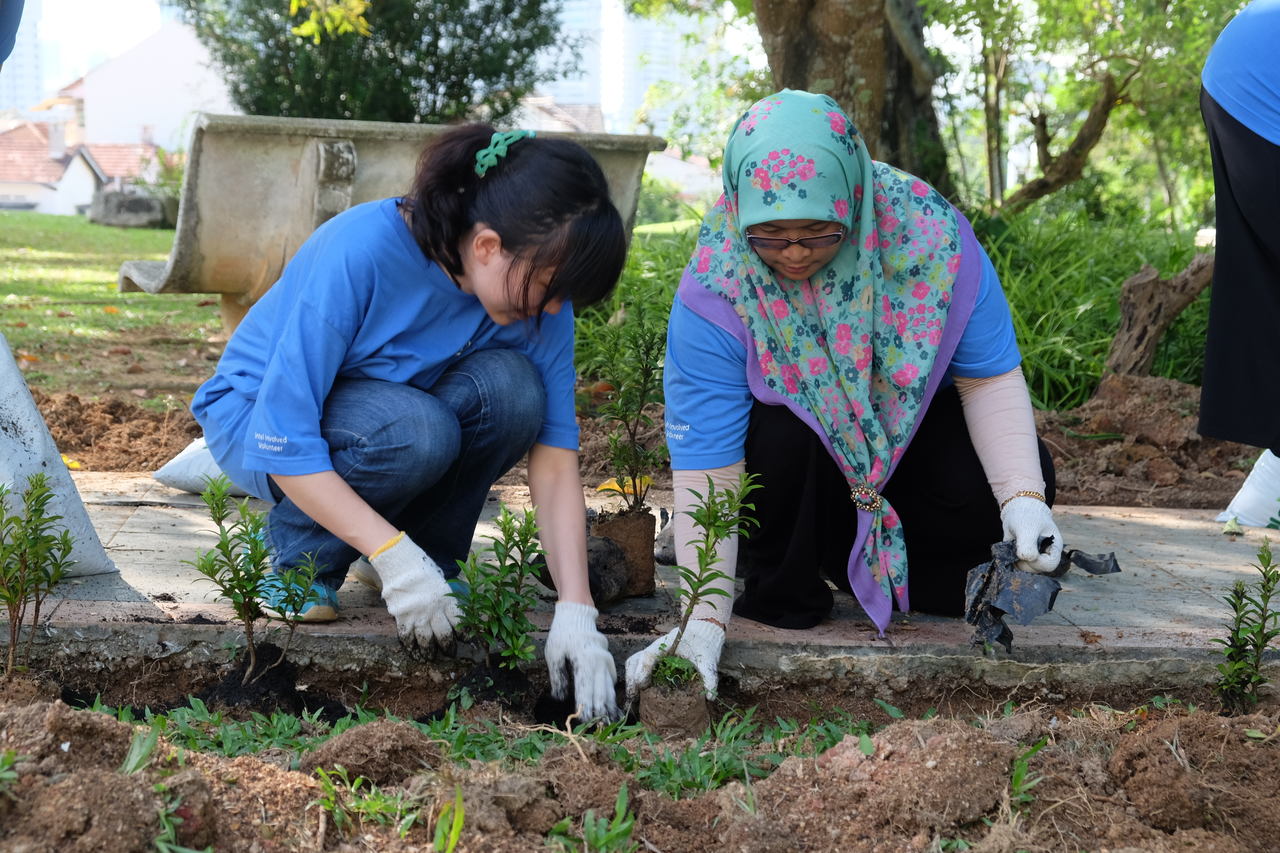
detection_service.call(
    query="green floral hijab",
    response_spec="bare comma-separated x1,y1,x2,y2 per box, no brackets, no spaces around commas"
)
686,89,965,627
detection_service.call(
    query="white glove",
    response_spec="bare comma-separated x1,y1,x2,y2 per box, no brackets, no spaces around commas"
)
625,618,724,702
545,601,618,721
1000,496,1063,574
367,533,460,651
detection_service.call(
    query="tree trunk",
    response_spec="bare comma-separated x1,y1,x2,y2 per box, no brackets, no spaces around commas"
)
752,0,954,198
1104,253,1214,377
982,39,1006,203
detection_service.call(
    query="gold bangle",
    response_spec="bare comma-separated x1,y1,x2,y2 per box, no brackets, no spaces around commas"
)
1000,490,1046,511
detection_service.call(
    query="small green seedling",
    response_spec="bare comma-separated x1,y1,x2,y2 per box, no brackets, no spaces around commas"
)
597,305,668,513
455,505,542,669
0,749,26,800
0,472,75,677
433,786,465,853
651,473,760,689
189,476,319,684
547,783,639,852
1213,539,1280,714
1009,737,1048,813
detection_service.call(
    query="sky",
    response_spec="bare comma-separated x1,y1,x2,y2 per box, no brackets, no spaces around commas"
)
39,0,164,93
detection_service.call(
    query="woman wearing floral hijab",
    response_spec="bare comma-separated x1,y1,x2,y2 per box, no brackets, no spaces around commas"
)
626,90,1061,699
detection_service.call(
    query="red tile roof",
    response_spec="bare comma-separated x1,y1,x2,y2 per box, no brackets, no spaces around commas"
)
84,143,156,180
0,123,68,184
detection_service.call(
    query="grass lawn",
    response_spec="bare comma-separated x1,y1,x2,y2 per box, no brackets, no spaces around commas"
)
1,211,225,404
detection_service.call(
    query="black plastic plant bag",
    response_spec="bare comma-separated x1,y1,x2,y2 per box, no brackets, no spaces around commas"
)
964,538,1121,653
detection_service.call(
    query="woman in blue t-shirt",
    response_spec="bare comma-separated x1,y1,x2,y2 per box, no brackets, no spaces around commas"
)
625,90,1062,700
192,124,624,720
1199,0,1280,451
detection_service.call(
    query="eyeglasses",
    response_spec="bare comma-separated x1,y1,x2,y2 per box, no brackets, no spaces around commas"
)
745,231,846,251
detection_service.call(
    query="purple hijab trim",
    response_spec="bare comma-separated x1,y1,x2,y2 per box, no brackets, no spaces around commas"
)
676,212,984,635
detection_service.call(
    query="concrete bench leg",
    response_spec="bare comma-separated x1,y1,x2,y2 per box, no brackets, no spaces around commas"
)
0,335,118,577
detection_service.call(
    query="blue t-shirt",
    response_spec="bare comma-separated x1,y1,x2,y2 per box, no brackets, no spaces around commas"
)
664,247,1020,469
192,198,579,499
1203,0,1280,145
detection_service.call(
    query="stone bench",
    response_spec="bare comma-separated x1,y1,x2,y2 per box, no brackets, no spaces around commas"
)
118,113,665,331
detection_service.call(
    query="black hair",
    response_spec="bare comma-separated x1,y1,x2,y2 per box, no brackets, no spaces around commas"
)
401,123,627,319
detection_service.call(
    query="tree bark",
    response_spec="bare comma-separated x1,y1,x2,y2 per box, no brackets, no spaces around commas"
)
1001,72,1122,215
752,0,954,197
1104,253,1214,377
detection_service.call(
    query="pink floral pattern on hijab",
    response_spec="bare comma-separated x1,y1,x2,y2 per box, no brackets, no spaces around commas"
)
685,89,963,618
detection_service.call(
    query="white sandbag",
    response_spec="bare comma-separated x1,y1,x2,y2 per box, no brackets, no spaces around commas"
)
0,335,117,576
153,436,248,496
1216,450,1280,528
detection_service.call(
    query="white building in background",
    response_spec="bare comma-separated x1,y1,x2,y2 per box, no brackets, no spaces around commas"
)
74,19,237,149
0,0,44,119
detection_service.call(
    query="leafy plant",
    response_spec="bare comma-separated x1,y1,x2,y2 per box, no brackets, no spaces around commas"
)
595,304,669,513
455,505,543,669
120,725,161,774
433,786,465,852
1213,540,1280,715
547,783,639,852
153,781,214,853
0,749,26,800
0,472,75,677
1009,737,1048,814
189,475,319,684
650,473,760,688
311,764,424,840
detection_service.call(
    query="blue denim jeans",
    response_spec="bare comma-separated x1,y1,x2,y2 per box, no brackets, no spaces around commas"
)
264,348,545,590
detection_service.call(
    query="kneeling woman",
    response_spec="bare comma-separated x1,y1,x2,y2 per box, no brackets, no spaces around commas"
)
192,125,624,720
627,90,1061,698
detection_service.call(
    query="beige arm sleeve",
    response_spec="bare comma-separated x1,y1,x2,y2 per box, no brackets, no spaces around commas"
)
672,460,747,627
953,366,1045,507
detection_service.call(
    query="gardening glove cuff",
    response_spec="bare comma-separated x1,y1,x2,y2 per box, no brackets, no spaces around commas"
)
367,533,460,650
625,617,725,703
545,601,619,721
1000,496,1063,574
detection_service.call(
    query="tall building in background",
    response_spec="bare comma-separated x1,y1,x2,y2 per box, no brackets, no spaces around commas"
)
539,0,708,135
0,0,44,118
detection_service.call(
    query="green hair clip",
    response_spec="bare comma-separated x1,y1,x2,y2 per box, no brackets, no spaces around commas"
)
474,129,536,177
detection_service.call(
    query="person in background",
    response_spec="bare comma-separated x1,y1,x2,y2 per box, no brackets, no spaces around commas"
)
1197,0,1280,452
192,124,625,720
625,90,1060,700
1,0,25,70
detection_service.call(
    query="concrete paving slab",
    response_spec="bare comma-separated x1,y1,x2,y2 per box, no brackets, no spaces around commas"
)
9,471,1280,695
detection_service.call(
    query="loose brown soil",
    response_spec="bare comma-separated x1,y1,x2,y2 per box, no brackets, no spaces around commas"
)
10,368,1272,852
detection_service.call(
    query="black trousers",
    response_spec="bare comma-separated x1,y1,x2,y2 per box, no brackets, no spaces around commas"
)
733,386,1056,628
1198,88,1280,452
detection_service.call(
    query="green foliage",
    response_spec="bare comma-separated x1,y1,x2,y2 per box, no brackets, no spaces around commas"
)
0,473,75,677
547,783,638,852
119,725,161,774
1008,737,1047,813
153,782,214,853
634,174,689,227
189,476,319,684
1213,540,1280,715
137,146,186,209
595,303,669,512
311,765,424,839
168,0,578,124
652,473,759,687
289,0,371,42
455,505,542,669
433,786,465,852
979,208,1201,410
0,749,26,800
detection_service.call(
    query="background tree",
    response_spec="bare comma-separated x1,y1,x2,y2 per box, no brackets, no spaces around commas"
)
168,0,577,124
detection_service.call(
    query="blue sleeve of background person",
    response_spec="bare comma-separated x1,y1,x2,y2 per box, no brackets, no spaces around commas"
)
1202,0,1280,145
520,304,580,450
663,293,754,470
945,246,1022,379
0,0,24,64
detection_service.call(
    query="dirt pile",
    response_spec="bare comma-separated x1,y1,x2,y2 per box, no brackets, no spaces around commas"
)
3,694,1278,851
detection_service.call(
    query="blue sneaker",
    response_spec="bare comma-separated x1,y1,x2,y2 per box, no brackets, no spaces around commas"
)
261,573,339,623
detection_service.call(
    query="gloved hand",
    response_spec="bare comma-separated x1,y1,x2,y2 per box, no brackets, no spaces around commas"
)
625,618,724,703
1000,496,1063,574
545,601,618,721
367,533,460,651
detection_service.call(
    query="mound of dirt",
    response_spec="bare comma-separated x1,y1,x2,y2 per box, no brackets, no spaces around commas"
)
32,389,200,473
